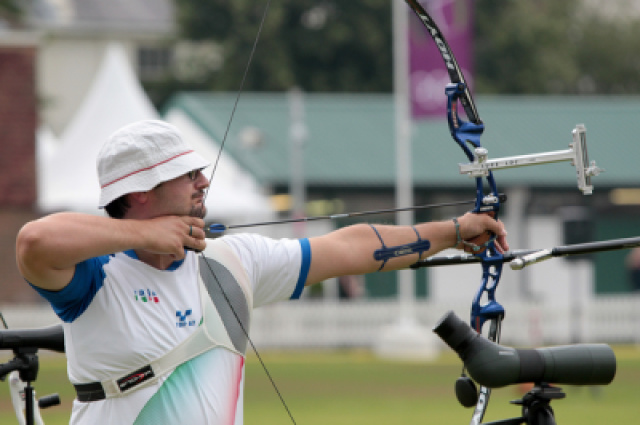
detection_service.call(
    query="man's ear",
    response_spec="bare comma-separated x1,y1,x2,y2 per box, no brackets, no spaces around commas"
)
128,191,150,206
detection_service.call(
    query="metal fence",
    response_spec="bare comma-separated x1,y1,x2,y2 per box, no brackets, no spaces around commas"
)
249,294,640,351
2,294,638,355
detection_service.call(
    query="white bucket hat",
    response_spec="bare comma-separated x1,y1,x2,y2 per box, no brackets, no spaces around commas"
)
97,120,210,208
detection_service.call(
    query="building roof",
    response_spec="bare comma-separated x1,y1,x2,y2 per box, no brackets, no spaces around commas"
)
26,0,175,35
163,92,640,191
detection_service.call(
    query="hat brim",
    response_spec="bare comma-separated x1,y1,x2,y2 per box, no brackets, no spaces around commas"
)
99,150,210,208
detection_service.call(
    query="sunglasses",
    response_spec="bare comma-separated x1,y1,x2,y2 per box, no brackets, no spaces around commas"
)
186,168,205,181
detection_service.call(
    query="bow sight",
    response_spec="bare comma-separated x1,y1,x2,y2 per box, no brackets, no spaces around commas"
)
458,123,603,195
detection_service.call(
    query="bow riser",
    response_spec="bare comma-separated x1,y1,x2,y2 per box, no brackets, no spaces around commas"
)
445,80,505,334
446,84,501,218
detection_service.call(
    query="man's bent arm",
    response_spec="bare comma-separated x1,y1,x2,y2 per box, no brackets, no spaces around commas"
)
16,212,205,291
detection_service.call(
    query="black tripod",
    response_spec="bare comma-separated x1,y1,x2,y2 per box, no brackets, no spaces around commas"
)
0,322,65,425
484,384,565,425
0,347,60,425
0,346,61,425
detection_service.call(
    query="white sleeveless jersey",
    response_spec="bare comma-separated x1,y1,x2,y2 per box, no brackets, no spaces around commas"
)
31,234,311,425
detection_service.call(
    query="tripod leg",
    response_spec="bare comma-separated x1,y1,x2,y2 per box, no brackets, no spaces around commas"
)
9,371,46,425
25,384,34,425
527,404,556,425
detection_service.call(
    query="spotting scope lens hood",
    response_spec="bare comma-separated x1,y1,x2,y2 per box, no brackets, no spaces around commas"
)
0,324,65,353
433,310,616,388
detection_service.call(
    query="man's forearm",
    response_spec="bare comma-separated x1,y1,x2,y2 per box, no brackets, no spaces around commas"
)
16,212,148,289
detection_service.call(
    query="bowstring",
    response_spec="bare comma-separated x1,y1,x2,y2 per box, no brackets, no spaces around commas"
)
203,0,272,204
196,1,298,424
199,258,298,425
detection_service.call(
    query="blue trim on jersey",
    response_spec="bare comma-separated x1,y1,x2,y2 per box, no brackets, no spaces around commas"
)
123,249,137,259
30,255,112,323
32,250,186,323
290,238,310,300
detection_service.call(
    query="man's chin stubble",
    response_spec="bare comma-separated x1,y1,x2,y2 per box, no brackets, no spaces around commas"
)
189,205,206,219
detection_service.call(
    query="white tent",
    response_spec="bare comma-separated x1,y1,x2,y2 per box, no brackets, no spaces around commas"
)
36,124,59,199
38,42,275,222
164,109,275,223
38,42,159,214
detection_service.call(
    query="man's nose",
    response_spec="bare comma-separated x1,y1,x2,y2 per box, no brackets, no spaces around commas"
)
195,170,210,189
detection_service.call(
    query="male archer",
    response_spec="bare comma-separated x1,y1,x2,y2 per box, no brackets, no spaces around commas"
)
16,119,508,424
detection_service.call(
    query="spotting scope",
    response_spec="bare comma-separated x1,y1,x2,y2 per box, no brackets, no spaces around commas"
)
433,311,616,388
0,324,64,353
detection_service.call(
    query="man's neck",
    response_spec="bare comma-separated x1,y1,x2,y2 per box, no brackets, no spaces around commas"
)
134,249,179,270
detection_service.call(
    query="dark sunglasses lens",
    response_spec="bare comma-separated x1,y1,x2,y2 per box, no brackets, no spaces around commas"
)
188,168,205,180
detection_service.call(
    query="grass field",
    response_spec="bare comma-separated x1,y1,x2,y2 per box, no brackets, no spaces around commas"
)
0,346,638,424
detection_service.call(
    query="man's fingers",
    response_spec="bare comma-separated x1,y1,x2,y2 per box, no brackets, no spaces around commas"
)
183,220,206,253
181,218,206,239
495,233,509,252
455,212,509,253
182,217,205,230
185,223,201,238
184,232,206,252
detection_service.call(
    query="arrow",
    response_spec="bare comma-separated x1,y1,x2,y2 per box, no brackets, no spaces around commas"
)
208,194,507,233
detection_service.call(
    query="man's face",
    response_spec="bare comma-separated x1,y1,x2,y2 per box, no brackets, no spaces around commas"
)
150,168,209,218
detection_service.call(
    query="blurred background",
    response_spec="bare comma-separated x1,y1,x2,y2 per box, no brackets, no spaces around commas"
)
1,0,640,355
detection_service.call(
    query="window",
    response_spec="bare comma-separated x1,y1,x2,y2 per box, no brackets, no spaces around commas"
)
137,46,172,81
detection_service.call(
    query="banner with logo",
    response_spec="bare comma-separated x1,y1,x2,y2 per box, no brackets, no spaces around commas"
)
409,0,474,120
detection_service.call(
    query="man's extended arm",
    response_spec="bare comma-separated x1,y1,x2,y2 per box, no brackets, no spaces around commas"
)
306,212,508,286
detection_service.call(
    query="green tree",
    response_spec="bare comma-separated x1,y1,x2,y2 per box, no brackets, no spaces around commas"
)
474,0,640,94
172,0,393,92
474,0,582,93
148,0,640,106
574,15,640,93
0,0,23,27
